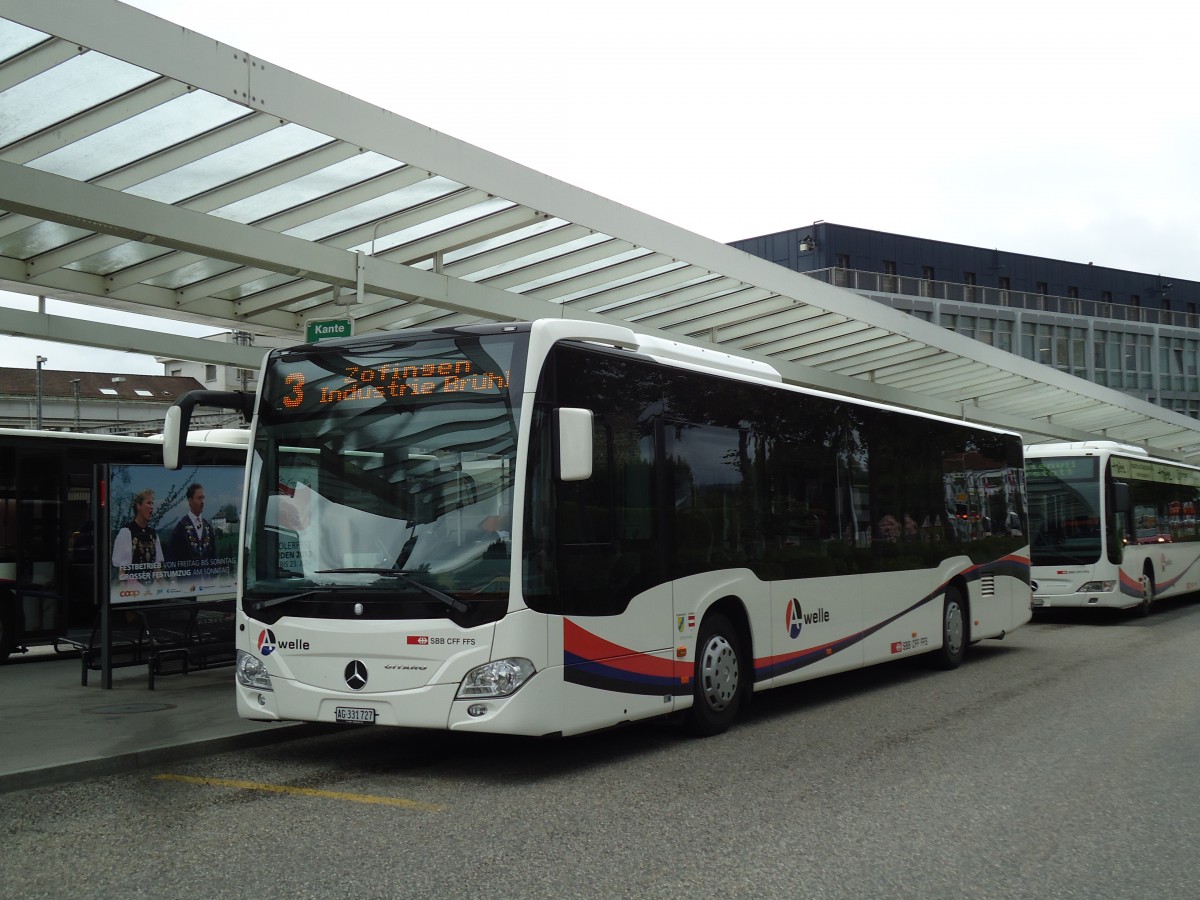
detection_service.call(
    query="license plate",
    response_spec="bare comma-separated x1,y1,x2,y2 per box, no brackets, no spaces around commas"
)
335,706,376,724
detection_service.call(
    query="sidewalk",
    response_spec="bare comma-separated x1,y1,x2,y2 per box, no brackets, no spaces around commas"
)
0,647,324,794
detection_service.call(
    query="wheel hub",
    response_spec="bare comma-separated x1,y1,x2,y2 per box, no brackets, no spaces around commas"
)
945,602,964,656
699,635,739,711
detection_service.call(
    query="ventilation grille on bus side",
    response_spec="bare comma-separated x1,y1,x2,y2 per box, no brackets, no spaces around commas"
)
980,574,996,596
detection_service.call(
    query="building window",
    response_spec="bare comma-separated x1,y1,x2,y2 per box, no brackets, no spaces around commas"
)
883,260,897,293
836,254,850,269
963,271,976,303
169,368,182,376
1102,290,1113,304
1021,321,1036,360
976,317,994,346
1036,281,1048,296
1071,327,1087,377
995,319,1013,353
205,364,217,382
1130,294,1140,307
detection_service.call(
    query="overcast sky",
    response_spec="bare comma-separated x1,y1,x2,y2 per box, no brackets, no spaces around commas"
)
4,0,1197,372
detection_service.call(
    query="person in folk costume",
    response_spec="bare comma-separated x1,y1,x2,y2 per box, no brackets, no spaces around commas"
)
167,482,217,565
111,488,165,583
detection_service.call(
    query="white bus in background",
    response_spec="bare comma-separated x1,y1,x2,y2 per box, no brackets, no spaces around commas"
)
0,427,247,661
165,319,1031,737
1025,441,1200,615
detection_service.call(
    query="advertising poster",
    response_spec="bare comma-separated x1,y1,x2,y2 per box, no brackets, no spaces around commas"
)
108,463,242,605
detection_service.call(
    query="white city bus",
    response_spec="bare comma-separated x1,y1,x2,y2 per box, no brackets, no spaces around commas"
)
1025,441,1200,614
165,319,1031,736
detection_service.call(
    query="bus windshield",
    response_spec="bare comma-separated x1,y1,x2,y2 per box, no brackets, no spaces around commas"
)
1026,455,1102,565
243,329,526,621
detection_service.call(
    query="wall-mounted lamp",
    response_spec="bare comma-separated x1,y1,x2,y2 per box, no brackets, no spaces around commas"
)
111,376,126,426
798,235,816,253
70,378,81,430
36,355,48,430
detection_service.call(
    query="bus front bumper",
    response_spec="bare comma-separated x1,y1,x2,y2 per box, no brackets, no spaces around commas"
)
1032,576,1136,610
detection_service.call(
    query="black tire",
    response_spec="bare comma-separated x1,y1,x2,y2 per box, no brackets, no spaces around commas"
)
1134,567,1155,618
0,596,15,664
930,586,967,670
685,612,744,736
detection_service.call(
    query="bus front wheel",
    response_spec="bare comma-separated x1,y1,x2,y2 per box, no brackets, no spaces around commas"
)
0,592,15,664
930,586,967,670
1135,568,1155,617
686,612,743,736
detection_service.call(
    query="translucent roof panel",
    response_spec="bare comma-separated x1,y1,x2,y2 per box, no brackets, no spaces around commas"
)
442,218,570,265
2,1,1198,462
145,258,243,291
280,175,465,242
66,242,173,276
0,220,93,259
462,232,613,282
128,124,336,205
0,51,157,145
361,196,516,257
29,92,253,180
0,20,47,61
208,149,404,225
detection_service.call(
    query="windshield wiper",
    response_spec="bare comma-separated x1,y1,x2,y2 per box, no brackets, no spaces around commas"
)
246,588,334,613
315,568,470,613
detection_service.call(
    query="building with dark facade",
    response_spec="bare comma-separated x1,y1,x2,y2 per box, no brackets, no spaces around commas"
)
731,222,1200,420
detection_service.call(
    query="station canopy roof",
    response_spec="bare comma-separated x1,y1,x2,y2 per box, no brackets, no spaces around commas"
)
3,1,1200,463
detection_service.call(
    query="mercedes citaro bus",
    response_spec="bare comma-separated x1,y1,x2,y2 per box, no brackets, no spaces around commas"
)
164,319,1031,736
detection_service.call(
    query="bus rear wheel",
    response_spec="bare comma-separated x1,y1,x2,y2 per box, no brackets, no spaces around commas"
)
686,612,743,736
930,586,967,670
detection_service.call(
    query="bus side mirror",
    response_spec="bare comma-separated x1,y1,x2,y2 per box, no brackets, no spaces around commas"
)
1112,482,1130,514
163,406,184,470
163,389,254,470
556,408,593,482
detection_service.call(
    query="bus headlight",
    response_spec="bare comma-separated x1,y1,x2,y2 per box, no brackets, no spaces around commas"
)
456,658,535,699
1078,581,1116,593
236,650,273,691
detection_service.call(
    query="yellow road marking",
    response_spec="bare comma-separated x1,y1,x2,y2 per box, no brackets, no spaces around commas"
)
154,774,444,811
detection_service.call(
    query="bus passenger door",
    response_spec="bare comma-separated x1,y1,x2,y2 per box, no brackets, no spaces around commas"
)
11,447,67,643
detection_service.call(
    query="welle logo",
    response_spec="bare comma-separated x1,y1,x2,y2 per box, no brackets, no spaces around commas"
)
785,599,830,639
257,629,277,656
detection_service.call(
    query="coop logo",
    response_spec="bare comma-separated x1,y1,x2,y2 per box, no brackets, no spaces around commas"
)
785,599,830,639
257,629,277,656
119,589,142,598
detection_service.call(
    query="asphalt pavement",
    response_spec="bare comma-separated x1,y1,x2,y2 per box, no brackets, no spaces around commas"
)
0,645,324,794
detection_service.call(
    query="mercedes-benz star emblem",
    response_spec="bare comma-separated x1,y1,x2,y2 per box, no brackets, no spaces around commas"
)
344,660,368,691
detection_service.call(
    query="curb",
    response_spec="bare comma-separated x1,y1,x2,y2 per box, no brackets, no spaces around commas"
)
0,723,337,795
